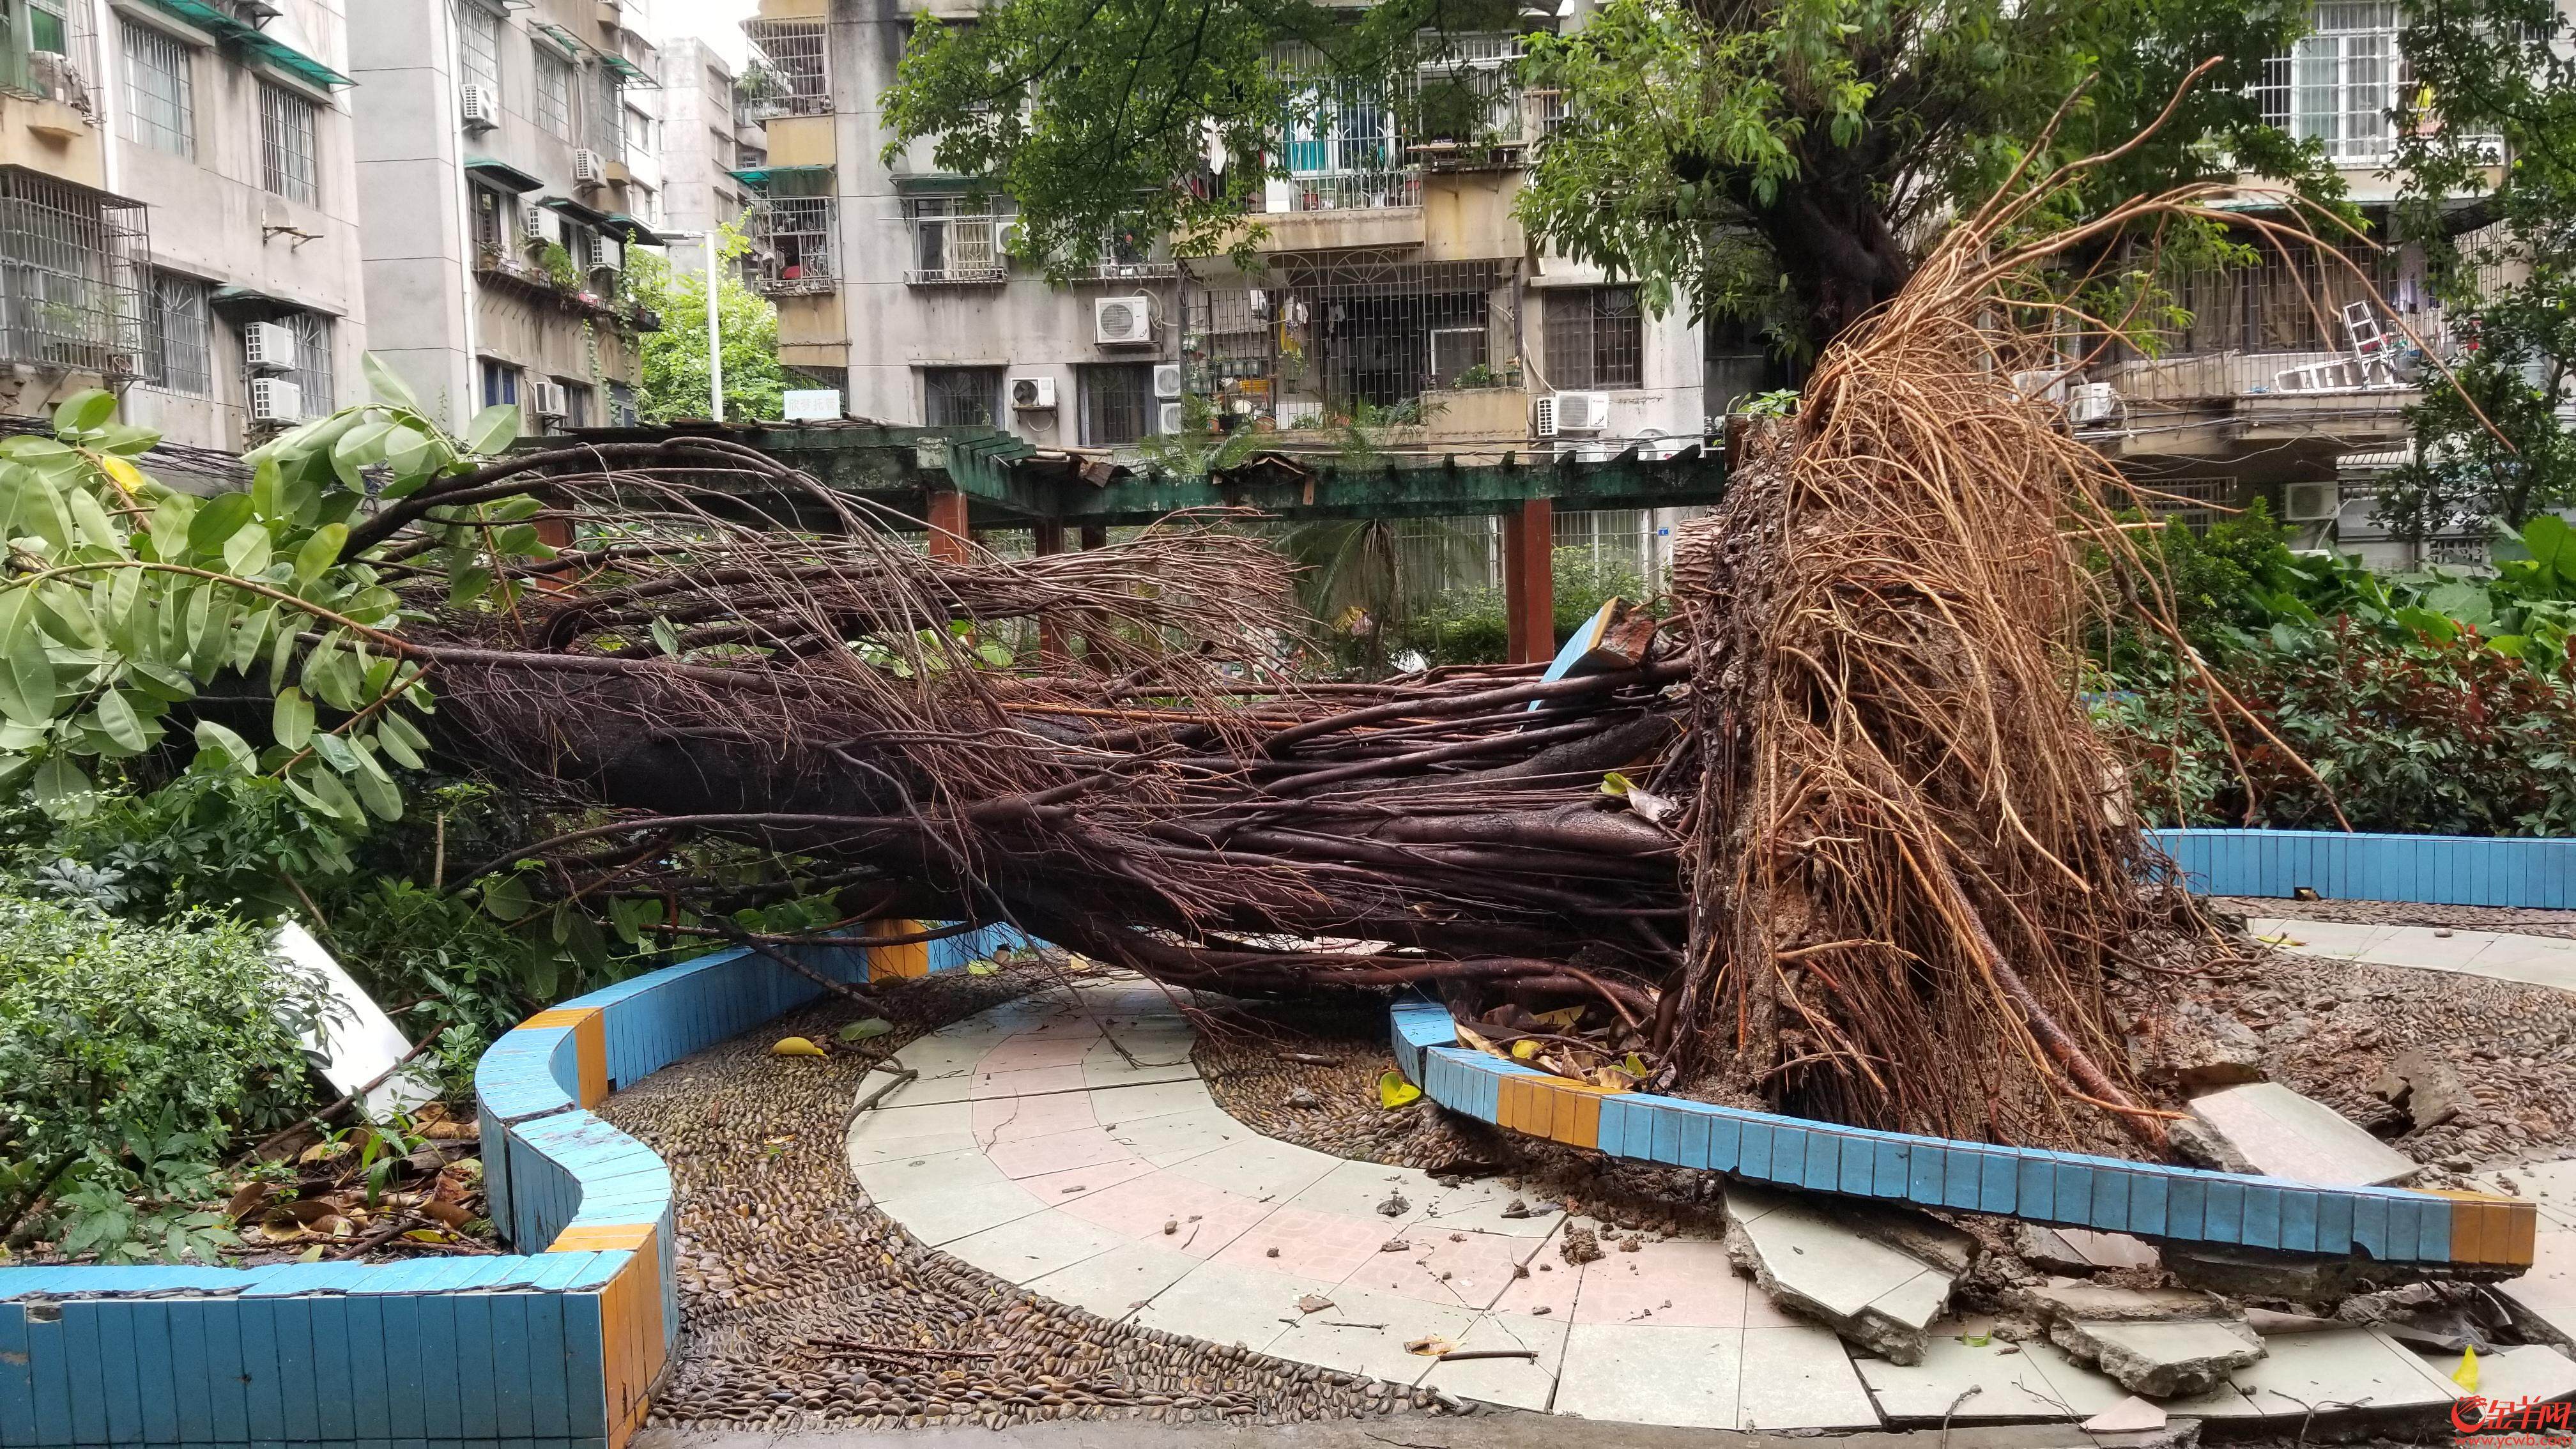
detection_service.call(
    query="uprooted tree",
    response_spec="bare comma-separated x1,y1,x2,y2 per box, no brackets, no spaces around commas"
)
0,118,2388,1160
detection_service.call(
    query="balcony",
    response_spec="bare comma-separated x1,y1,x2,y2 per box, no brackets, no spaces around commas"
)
904,207,1006,286
0,167,147,378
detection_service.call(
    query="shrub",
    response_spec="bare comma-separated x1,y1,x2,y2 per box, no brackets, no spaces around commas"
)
0,895,328,1261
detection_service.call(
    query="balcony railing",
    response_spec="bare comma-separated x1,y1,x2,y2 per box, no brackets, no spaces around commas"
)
0,167,148,377
1278,170,1422,211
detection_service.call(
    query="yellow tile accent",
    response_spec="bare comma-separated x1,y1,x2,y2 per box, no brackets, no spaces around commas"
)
2428,1189,2539,1268
517,1006,609,1107
521,1008,591,1029
864,919,931,979
593,1230,665,1449
549,1221,658,1254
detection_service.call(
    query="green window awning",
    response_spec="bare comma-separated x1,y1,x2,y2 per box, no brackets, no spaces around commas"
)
602,54,657,87
727,164,833,194
137,0,353,89
466,157,545,193
603,213,664,245
540,195,613,227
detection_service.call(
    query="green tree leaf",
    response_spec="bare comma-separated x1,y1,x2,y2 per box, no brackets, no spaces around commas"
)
190,718,258,772
91,690,148,754
272,686,314,750
293,523,348,583
362,353,421,411
466,404,521,456
52,388,116,436
186,492,256,558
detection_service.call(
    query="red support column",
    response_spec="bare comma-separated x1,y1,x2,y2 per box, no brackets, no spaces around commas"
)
1501,497,1555,664
926,489,970,564
1033,521,1068,663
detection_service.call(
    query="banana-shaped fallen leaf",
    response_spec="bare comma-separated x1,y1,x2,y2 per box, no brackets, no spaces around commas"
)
1510,1038,1539,1061
771,1036,827,1057
1378,1070,1422,1109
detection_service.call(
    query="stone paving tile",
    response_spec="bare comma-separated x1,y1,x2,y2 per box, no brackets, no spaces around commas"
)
1105,1107,1246,1164
985,1126,1139,1180
871,1175,1049,1246
1013,1155,1160,1203
972,1090,1100,1142
843,1127,980,1167
1734,1325,1884,1429
1857,1332,2085,1420
1413,1181,1567,1238
1165,1133,1343,1203
849,1143,997,1201
1406,1227,1545,1311
1552,1322,1743,1427
1414,1309,1570,1411
1090,1078,1217,1123
1279,1158,1439,1225
1570,1236,1777,1328
863,1065,974,1107
941,1208,1130,1282
1058,1167,1277,1257
1022,1239,1201,1321
1264,1283,1480,1385
2477,1344,2576,1403
971,1064,1091,1100
2186,1082,2419,1187
1210,1204,1406,1282
2230,1327,2461,1416
1134,1260,1340,1349
847,1099,975,1145
2510,1160,2576,1228
1488,1236,1583,1319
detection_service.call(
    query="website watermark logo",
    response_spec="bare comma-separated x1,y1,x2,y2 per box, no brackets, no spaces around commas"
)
2454,1393,2575,1444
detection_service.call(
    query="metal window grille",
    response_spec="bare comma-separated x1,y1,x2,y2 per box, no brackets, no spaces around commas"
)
144,270,210,395
1184,253,1516,422
609,381,638,426
1552,508,1655,583
906,197,1004,284
1544,287,1642,390
535,49,571,137
460,4,502,95
280,310,332,417
2290,1,2400,160
2253,53,2292,130
1392,516,1502,601
2428,536,2490,567
2164,237,2403,354
0,167,150,377
261,83,318,206
2137,477,2235,535
925,367,1003,426
119,19,192,158
740,20,827,119
1080,364,1154,445
3,0,100,111
590,66,624,158
750,195,834,293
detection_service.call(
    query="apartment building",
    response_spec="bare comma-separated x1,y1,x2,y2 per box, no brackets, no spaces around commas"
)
0,1,363,482
2076,0,2521,564
654,34,759,274
353,0,664,435
735,0,1707,455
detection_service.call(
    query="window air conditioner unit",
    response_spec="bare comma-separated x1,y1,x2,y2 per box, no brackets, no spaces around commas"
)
1535,390,1607,436
1156,402,1186,435
1009,375,1056,410
243,321,297,373
2068,381,2118,425
572,149,608,185
2283,481,2340,523
459,84,500,132
1093,295,1152,346
530,380,569,419
523,205,555,245
249,377,303,423
586,233,623,271
1151,363,1183,399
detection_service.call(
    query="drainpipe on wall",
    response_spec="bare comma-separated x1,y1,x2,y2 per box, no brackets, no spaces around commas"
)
89,0,118,194
444,1,482,429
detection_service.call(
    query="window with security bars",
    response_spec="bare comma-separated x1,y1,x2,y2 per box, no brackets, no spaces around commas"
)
261,84,318,206
119,19,192,158
740,20,827,118
273,309,332,417
2283,1,2401,160
924,368,1003,427
1080,364,1155,445
751,196,834,290
906,197,1002,283
460,4,502,96
2139,477,2235,535
144,271,210,395
2159,236,2401,353
1544,288,1643,390
534,48,571,138
0,167,153,376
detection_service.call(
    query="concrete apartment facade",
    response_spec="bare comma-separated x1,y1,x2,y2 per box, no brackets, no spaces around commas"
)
655,34,760,276
352,0,664,435
0,0,364,484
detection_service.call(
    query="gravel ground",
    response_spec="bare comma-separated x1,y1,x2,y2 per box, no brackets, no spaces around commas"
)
599,964,1436,1434
2214,895,2576,941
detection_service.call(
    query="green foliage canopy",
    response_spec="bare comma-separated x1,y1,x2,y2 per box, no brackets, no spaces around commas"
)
628,222,788,424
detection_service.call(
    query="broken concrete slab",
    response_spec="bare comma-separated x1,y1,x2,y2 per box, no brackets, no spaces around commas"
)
2048,1319,2266,1397
2184,1082,2419,1188
1722,1183,1958,1365
2374,1049,2472,1133
2017,1280,2232,1324
2129,999,2266,1091
2016,1224,2161,1274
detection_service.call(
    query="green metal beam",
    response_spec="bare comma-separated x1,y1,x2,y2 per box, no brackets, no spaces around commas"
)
549,424,1727,530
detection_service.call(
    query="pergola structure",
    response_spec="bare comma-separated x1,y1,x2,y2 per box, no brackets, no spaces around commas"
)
554,422,1731,662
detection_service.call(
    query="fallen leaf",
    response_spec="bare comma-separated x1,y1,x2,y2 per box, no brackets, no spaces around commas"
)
1598,771,1632,797
836,1018,894,1043
1625,786,1676,824
226,1180,273,1222
771,1036,827,1057
1533,1006,1584,1030
297,1245,325,1262
420,1199,473,1229
1509,1039,1539,1061
1296,1294,1335,1314
1453,1023,1510,1061
1378,1070,1422,1109
403,1228,452,1243
965,959,996,976
1404,1335,1456,1357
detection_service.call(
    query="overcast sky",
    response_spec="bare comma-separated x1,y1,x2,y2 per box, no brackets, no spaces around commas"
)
649,0,758,69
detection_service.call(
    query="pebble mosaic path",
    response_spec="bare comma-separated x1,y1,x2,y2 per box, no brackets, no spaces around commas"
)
848,967,2576,1427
